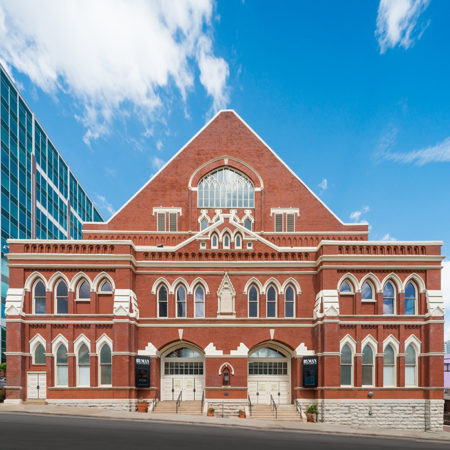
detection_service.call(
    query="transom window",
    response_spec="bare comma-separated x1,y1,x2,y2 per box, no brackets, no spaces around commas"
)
340,281,352,294
100,280,112,293
197,167,255,208
361,282,374,300
77,280,90,300
166,348,203,358
248,348,287,375
34,343,46,365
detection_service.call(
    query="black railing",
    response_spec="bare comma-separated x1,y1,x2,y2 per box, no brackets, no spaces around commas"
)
201,390,205,414
248,394,252,417
270,394,277,420
152,390,159,412
175,390,182,414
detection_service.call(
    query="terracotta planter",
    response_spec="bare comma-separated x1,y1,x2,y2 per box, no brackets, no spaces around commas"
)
307,413,315,423
239,413,245,419
207,412,214,417
137,403,149,413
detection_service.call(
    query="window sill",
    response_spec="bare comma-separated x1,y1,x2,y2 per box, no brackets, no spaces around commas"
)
75,299,90,302
361,300,376,303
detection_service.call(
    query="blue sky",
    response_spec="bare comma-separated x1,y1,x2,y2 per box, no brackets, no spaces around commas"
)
0,0,448,338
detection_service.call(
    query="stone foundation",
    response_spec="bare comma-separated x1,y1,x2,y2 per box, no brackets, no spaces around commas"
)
206,400,247,418
46,398,137,412
295,399,444,431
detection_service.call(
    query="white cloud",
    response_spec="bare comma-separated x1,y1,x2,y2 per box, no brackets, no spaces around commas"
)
151,156,165,170
375,0,430,54
383,136,450,166
156,140,163,151
381,233,397,241
0,0,229,144
318,178,328,192
94,193,115,218
350,205,370,222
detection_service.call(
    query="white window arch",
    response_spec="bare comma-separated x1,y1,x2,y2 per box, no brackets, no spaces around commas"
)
33,280,46,314
361,281,375,301
30,334,47,365
197,167,255,208
284,285,295,318
266,285,277,318
77,280,90,301
56,344,68,386
55,280,68,314
248,285,259,318
194,285,205,318
158,284,168,318
339,280,353,294
404,282,417,315
176,285,187,318
99,279,113,293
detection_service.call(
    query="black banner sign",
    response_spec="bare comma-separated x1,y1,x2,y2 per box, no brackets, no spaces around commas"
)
135,356,150,388
302,355,318,388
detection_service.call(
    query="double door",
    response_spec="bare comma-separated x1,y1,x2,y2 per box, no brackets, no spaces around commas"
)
27,372,46,400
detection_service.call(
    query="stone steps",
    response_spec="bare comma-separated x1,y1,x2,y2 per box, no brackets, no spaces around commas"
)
249,404,302,421
153,400,203,415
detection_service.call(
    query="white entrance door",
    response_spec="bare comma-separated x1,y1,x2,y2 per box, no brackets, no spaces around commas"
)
162,376,204,401
27,372,47,400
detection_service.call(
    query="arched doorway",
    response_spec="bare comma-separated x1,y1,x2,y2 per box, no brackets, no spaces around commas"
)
247,346,291,405
161,346,204,401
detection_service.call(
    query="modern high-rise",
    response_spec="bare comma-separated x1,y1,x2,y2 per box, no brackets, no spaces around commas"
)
0,64,103,362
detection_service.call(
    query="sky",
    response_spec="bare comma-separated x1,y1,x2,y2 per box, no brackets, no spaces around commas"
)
0,0,449,339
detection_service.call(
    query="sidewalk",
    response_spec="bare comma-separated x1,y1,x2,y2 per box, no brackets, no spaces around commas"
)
0,403,449,443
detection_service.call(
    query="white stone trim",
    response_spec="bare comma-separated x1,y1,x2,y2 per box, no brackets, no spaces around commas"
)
295,343,314,356
230,343,249,356
137,342,158,357
204,343,223,356
190,277,210,295
426,290,444,316
152,207,182,216
243,278,263,294
69,272,93,293
359,273,382,294
281,278,302,295
381,273,404,294
5,288,25,316
151,277,170,295
47,271,70,292
218,362,235,375
92,272,115,292
262,277,283,295
24,271,47,292
403,273,426,293
337,273,360,293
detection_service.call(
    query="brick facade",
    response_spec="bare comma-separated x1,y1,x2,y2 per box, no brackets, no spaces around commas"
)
4,111,445,430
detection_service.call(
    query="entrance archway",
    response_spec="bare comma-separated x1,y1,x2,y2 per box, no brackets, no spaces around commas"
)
247,345,291,405
161,346,205,401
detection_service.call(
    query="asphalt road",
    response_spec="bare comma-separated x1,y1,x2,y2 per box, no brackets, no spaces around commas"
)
0,412,447,450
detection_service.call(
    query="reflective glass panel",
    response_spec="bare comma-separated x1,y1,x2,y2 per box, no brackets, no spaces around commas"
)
361,282,373,300
78,281,90,299
100,281,112,292
249,347,285,358
340,281,352,293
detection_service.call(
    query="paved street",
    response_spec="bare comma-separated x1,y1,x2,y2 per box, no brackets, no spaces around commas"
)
0,412,447,450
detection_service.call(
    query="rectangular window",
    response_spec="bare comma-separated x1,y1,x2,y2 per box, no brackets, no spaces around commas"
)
169,212,177,232
274,213,283,232
286,213,295,232
157,213,166,232
383,366,395,386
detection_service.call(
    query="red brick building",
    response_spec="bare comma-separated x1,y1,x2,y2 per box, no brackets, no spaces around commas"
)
4,111,445,430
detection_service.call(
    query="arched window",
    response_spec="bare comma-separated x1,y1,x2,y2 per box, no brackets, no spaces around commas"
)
362,345,374,386
266,285,277,318
176,285,186,318
77,280,90,300
78,344,90,386
194,285,205,318
244,218,252,231
158,285,168,318
340,344,353,386
197,167,255,208
248,285,258,318
200,218,208,231
55,280,68,314
383,282,395,314
33,280,46,314
34,343,46,365
405,345,417,386
99,344,112,385
361,281,374,301
235,234,242,249
56,344,68,386
340,281,352,294
284,285,295,318
211,234,218,249
223,233,230,249
99,280,112,293
404,282,416,315
383,344,396,386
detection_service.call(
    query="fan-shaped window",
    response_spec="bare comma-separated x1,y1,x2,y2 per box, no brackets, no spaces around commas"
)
383,282,395,314
34,343,46,365
166,348,203,358
158,285,168,318
244,218,252,231
362,345,374,386
248,285,258,318
194,285,205,318
223,233,230,249
55,280,68,314
99,344,112,385
249,347,285,358
34,280,46,314
340,344,353,386
340,281,352,294
78,344,90,386
78,280,90,300
235,234,242,249
248,347,287,375
361,282,374,300
176,285,186,318
267,285,277,317
198,167,255,208
56,344,68,386
405,345,417,386
404,282,416,315
200,218,208,231
211,234,218,249
285,285,295,318
100,280,112,293
383,344,395,386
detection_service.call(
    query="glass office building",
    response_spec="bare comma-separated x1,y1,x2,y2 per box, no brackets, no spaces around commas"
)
0,65,103,362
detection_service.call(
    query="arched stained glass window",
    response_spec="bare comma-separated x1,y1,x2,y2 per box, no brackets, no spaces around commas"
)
361,282,373,300
78,280,90,300
99,345,112,385
78,344,90,386
235,234,242,249
34,343,46,365
267,285,277,318
362,345,374,386
158,285,168,318
200,218,209,231
285,285,295,318
223,233,230,249
176,285,186,318
34,281,46,314
248,285,258,318
244,218,252,231
383,344,395,386
340,281,352,294
405,282,416,315
194,285,205,318
340,344,353,386
383,282,395,314
100,280,112,293
198,168,255,208
56,280,68,314
405,345,417,386
56,344,68,386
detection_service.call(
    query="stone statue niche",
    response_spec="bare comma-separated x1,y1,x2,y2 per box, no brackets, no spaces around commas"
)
217,273,236,318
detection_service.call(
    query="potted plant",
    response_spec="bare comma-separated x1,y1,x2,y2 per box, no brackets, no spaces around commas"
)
306,403,318,423
207,407,215,417
238,409,246,419
136,399,149,413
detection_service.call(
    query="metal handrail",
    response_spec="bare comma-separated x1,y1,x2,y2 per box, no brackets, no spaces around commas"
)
201,390,205,414
152,390,159,411
295,399,303,420
270,394,277,420
175,390,182,414
247,394,253,416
